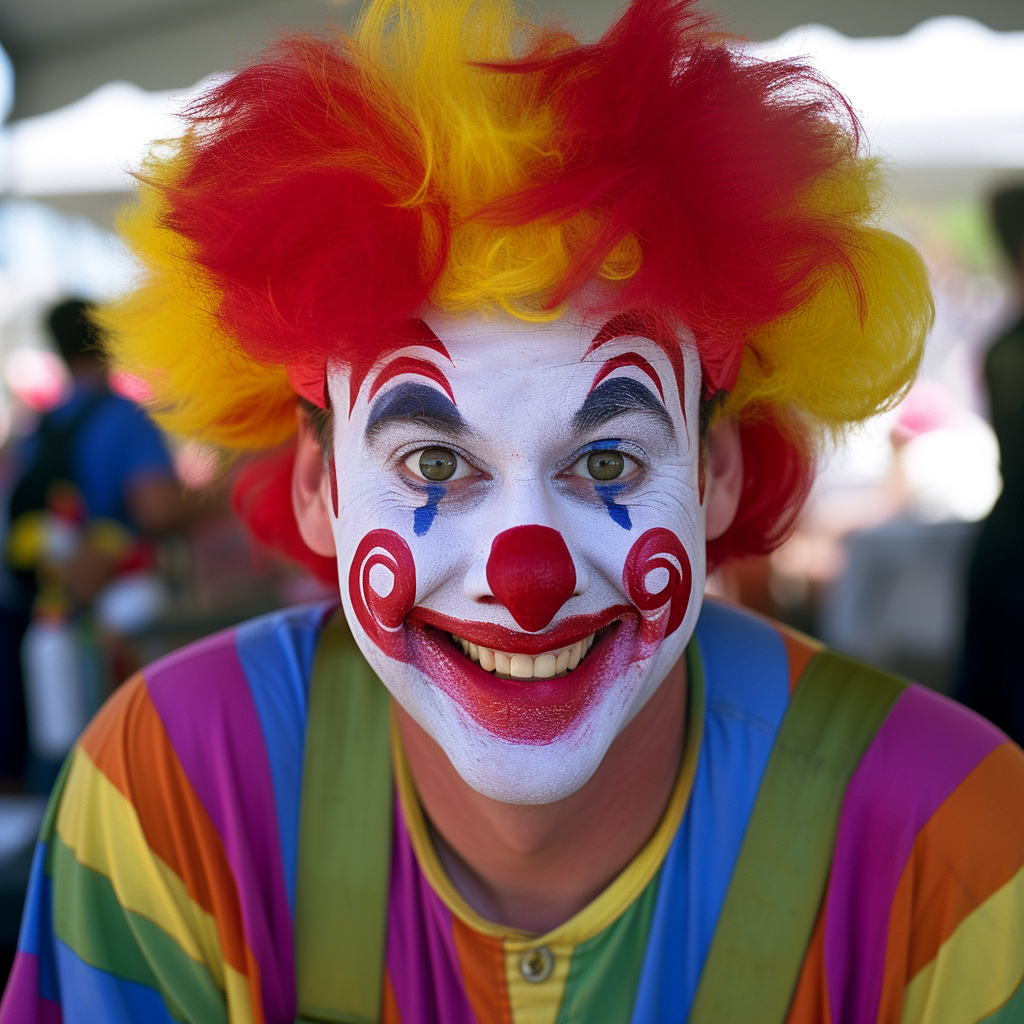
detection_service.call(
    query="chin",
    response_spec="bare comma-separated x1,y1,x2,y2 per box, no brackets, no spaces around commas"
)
434,716,621,805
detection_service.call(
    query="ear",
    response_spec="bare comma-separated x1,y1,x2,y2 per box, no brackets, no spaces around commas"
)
292,408,337,558
703,417,743,542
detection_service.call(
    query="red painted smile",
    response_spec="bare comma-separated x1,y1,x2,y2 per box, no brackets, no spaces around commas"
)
349,526,692,746
403,605,643,745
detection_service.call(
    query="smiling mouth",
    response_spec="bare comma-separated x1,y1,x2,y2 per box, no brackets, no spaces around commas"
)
449,631,598,680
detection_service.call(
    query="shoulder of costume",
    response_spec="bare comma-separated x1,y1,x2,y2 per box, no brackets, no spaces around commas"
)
141,601,336,697
693,597,1020,790
74,602,338,778
711,598,1024,834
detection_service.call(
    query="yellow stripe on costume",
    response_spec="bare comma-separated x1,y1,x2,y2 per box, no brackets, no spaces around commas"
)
502,941,573,1024
900,863,1024,1024
223,964,257,1024
56,746,227,987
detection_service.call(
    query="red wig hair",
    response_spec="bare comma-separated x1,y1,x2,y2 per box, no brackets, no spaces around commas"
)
100,0,931,580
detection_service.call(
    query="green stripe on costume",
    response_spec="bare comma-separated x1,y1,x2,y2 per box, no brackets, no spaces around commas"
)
295,610,394,1024
554,865,661,1024
690,650,906,1024
47,834,226,1024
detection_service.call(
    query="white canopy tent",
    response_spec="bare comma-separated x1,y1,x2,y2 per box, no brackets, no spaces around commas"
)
0,16,1020,198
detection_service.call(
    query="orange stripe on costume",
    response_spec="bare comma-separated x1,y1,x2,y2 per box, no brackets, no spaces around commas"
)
784,896,833,1024
452,916,515,1024
876,741,1024,1022
382,970,402,1024
774,624,824,695
78,675,258,995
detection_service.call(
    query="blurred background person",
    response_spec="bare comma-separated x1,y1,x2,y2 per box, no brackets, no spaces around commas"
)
2,298,182,791
958,184,1024,743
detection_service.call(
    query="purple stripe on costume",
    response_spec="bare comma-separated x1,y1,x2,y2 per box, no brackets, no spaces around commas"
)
823,684,1006,1024
0,952,62,1024
386,795,478,1024
144,629,295,1024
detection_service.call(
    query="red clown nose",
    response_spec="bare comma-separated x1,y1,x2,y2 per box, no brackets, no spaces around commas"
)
486,525,577,632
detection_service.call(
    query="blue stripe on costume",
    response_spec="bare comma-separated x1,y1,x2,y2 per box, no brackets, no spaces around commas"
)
630,601,792,1024
235,602,331,912
16,841,61,1004
54,937,177,1024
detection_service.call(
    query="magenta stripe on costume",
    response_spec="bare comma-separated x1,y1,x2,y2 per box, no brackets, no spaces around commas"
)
823,685,1005,1023
386,796,478,1024
0,952,62,1024
144,630,295,1024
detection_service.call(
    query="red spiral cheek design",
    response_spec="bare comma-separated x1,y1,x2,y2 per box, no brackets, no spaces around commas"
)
348,529,416,659
623,527,692,639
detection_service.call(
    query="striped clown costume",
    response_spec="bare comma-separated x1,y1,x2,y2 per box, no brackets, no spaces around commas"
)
3,1,1022,1023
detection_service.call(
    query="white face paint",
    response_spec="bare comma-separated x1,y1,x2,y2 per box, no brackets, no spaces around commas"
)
327,308,705,804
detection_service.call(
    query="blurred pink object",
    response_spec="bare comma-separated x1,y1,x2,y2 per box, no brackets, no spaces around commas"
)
4,348,69,411
174,441,219,489
108,370,152,402
891,380,958,446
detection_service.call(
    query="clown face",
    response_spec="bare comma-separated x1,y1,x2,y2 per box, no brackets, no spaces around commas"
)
326,308,705,804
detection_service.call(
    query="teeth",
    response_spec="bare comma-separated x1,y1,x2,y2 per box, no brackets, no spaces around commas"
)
568,642,582,670
451,631,598,680
510,654,533,678
533,653,557,679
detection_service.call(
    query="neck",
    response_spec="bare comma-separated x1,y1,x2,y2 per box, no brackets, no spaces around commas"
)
396,656,687,934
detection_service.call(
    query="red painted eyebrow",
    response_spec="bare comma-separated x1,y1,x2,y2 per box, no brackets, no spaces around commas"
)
367,356,456,405
588,352,665,402
584,311,687,423
347,318,454,412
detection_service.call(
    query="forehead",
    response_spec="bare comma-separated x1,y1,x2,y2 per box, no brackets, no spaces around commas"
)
422,310,587,368
341,308,696,423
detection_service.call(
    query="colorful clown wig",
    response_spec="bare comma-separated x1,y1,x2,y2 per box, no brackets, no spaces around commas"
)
99,0,932,581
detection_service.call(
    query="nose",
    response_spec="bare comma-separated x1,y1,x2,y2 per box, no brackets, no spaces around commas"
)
485,525,577,632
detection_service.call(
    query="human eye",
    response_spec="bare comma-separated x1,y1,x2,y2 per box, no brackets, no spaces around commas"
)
568,447,642,483
402,446,477,483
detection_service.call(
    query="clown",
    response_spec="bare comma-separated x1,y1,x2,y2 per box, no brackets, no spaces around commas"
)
307,306,710,806
4,1,1024,1022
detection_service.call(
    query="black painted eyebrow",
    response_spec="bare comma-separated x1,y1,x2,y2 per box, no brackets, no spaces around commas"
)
572,377,675,437
365,381,468,442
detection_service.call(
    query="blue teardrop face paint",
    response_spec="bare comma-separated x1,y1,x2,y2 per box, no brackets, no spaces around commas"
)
594,482,632,530
413,483,446,535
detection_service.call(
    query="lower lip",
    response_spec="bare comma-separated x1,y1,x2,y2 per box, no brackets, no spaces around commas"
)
405,616,641,745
